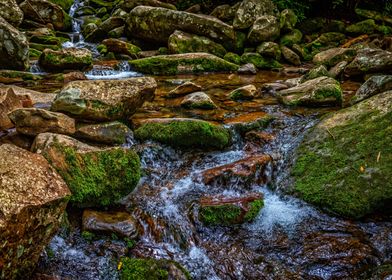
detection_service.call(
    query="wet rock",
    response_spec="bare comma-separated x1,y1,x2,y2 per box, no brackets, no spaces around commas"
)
85,16,125,42
210,4,237,22
134,118,231,150
238,63,257,75
313,47,357,68
245,130,275,145
39,48,93,72
0,144,70,279
345,48,392,77
120,257,190,280
233,0,277,29
8,108,76,137
199,193,264,225
0,88,29,130
126,6,236,49
300,65,330,83
0,70,42,84
129,53,239,75
280,9,297,32
32,133,141,207
0,0,23,27
166,81,202,98
0,16,29,71
280,29,303,47
20,0,72,31
306,32,346,52
328,61,348,79
51,77,157,121
121,0,176,12
346,19,378,35
82,210,139,238
62,71,88,83
351,75,392,105
224,52,241,65
277,76,342,107
248,15,280,45
256,42,281,60
281,46,301,66
229,84,258,100
241,53,282,69
292,91,392,218
202,154,272,186
101,38,141,58
224,111,273,134
75,121,132,144
181,92,217,110
261,82,289,94
168,30,227,58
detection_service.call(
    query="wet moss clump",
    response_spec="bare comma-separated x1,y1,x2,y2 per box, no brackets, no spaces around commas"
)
120,258,191,280
199,198,264,226
292,108,392,219
47,144,141,207
241,53,282,69
134,120,231,150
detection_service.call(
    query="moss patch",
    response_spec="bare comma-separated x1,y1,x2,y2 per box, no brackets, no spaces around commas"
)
292,108,392,219
241,53,282,69
134,119,231,150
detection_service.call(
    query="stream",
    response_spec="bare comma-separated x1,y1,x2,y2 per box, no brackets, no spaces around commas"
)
31,1,392,280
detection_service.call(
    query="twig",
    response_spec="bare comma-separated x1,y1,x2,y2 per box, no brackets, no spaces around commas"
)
326,128,336,140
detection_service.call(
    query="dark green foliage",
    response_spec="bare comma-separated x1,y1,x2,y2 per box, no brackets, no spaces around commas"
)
134,120,231,150
293,110,392,219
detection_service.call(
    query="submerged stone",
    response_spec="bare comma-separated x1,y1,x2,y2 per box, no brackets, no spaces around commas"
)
181,92,217,110
134,118,231,150
75,121,132,144
166,81,202,98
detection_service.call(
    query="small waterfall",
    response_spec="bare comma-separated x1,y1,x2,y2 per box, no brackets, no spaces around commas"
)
85,61,142,80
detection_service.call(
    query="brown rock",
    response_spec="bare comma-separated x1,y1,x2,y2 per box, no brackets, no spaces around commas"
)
0,144,70,279
0,88,27,130
166,81,202,98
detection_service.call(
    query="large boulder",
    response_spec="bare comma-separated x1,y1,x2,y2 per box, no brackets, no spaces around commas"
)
168,30,227,58
75,121,132,144
134,118,231,150
0,87,29,130
351,75,392,104
126,6,236,50
0,16,29,71
8,108,76,136
0,144,70,279
292,92,392,219
39,48,93,72
233,0,277,29
85,16,125,42
20,0,72,31
101,38,141,58
313,48,357,67
345,48,392,77
51,77,157,121
32,133,141,207
129,53,239,75
0,0,23,27
247,15,280,45
121,0,177,11
277,76,342,107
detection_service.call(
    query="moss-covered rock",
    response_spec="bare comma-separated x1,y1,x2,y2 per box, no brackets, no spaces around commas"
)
229,84,258,101
48,0,74,12
280,9,297,32
121,0,177,12
300,65,330,83
313,48,357,68
346,19,378,35
0,0,23,27
134,118,231,150
32,133,141,208
277,76,342,107
51,77,157,121
256,42,281,61
280,29,302,47
233,0,277,29
75,121,132,144
247,15,280,45
120,257,191,280
85,16,124,42
292,92,392,219
344,48,392,77
102,38,141,58
223,52,241,65
180,91,217,109
39,48,93,72
129,53,239,75
199,194,264,225
168,30,227,58
0,70,42,84
241,53,282,69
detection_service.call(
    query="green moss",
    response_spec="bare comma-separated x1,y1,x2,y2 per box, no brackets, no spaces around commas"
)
134,120,231,150
293,110,392,219
346,19,377,35
29,48,42,59
81,231,96,241
29,35,68,46
29,43,61,51
241,53,282,69
244,199,264,221
224,52,241,65
0,70,42,81
97,44,108,54
128,55,239,75
46,142,141,207
48,0,74,11
280,29,303,46
40,51,93,71
120,258,191,280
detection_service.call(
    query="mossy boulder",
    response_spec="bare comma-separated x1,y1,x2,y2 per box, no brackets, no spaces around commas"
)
199,194,264,225
224,52,241,65
346,19,378,35
51,77,157,121
32,133,141,208
120,258,191,280
241,53,282,69
0,144,70,280
102,38,141,58
39,48,93,72
300,65,330,83
247,15,280,45
0,16,29,71
85,16,125,42
344,48,392,77
280,9,297,32
126,6,236,50
306,32,346,53
134,118,231,150
355,8,392,26
277,76,342,107
129,53,239,75
280,29,303,47
256,42,281,61
292,92,392,219
168,30,227,58
233,0,277,29
180,92,217,109
351,75,392,105
313,48,357,68
0,70,42,84
20,0,72,31
0,0,23,27
75,121,132,144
